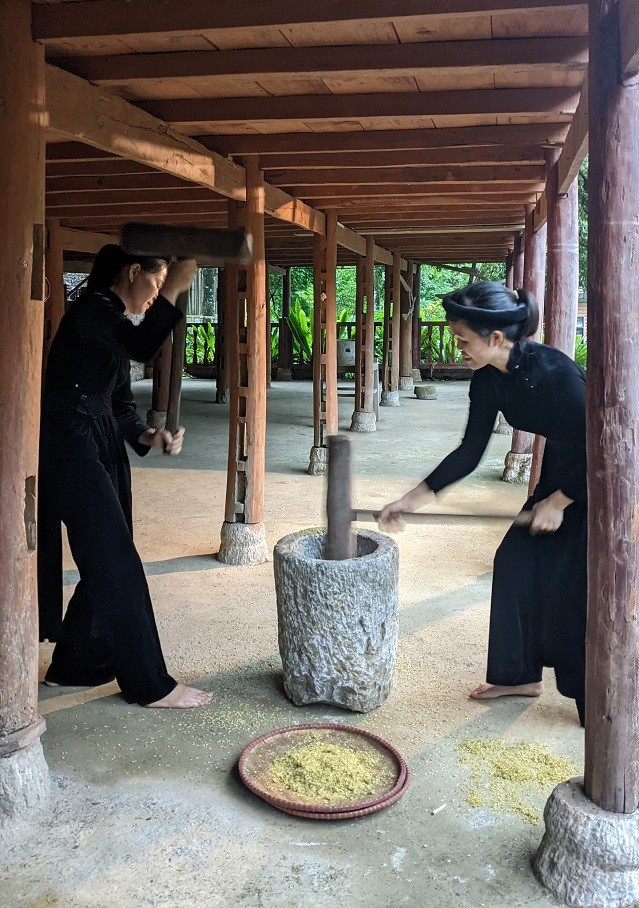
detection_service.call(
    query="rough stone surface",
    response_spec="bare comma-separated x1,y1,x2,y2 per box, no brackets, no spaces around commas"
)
146,409,167,430
415,384,438,400
399,375,414,392
130,361,145,382
350,410,377,433
502,452,531,484
535,779,639,908
411,368,422,382
380,389,400,407
307,445,328,476
215,388,230,404
337,339,356,368
274,528,399,712
217,521,270,566
0,740,50,821
275,367,293,381
493,412,513,435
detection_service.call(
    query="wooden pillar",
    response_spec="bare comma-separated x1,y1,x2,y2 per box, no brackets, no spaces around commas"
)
43,218,65,379
381,264,392,392
0,0,49,813
585,0,639,814
513,232,525,288
350,239,377,432
214,266,229,403
277,267,293,380
505,250,515,290
265,267,272,389
399,262,414,390
309,211,338,475
411,263,422,376
217,159,268,564
528,152,580,493
504,211,547,484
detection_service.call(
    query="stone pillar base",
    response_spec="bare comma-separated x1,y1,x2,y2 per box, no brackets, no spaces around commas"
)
350,410,377,433
380,390,400,407
308,445,328,476
415,384,437,400
0,739,50,820
399,375,414,392
146,409,167,430
215,389,230,404
502,451,531,484
411,368,422,382
276,367,293,381
535,779,639,908
217,521,270,566
493,412,513,435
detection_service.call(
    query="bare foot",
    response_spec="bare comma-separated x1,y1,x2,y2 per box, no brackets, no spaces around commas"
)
469,682,543,701
146,683,212,709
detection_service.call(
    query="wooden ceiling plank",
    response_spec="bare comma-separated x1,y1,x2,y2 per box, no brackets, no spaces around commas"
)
48,36,587,83
267,164,545,185
139,87,580,124
32,1,589,42
257,145,547,168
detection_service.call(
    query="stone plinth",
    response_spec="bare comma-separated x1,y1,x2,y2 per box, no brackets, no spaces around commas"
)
493,412,512,435
350,410,376,433
276,367,293,381
380,390,400,407
274,528,399,712
0,739,50,820
399,375,414,392
146,409,167,430
337,339,356,369
502,452,531,484
414,384,437,400
308,445,328,476
411,368,422,382
217,521,269,565
535,779,639,907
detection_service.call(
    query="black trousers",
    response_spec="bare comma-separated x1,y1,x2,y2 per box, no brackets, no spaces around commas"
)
39,411,176,705
486,500,587,725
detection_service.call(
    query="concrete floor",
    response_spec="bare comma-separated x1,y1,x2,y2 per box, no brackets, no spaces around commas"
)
1,378,584,907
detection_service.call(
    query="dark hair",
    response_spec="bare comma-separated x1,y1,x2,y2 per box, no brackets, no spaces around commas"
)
86,244,168,294
442,280,539,341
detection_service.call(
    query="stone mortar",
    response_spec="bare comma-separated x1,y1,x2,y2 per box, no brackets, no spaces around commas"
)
273,528,399,712
414,385,438,400
535,778,639,907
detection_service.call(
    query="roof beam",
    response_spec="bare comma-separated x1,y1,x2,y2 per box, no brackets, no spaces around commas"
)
50,37,587,83
203,124,570,156
140,88,579,125
557,85,588,194
32,1,588,41
58,227,116,253
282,183,544,199
267,165,545,186
44,64,325,234
255,146,547,169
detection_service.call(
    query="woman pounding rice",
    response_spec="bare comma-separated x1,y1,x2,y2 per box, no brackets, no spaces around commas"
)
379,281,587,726
38,244,212,709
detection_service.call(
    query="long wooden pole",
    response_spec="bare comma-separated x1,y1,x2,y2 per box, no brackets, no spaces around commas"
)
412,263,422,373
0,0,48,790
325,435,355,561
584,0,639,814
277,267,293,379
391,252,402,393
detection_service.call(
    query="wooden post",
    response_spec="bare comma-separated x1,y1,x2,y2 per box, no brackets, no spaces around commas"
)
350,239,377,432
505,250,515,290
43,218,65,379
513,232,525,289
412,263,422,378
309,210,338,475
399,262,414,390
0,0,49,813
585,0,639,814
504,210,546,485
528,151,580,493
325,435,355,560
381,264,392,393
217,160,268,564
214,266,229,403
265,266,272,389
277,267,293,380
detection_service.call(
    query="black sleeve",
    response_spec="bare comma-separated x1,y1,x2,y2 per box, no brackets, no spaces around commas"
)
112,363,151,457
425,370,499,494
75,294,181,363
542,361,587,504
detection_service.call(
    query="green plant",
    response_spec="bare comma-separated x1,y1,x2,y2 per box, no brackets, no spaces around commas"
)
186,321,216,364
287,299,313,363
574,336,587,369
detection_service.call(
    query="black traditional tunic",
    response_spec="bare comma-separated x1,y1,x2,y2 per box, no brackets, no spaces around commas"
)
38,288,181,705
425,341,587,723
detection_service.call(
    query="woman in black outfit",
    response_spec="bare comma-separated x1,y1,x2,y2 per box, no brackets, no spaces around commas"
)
38,245,212,709
379,281,587,726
